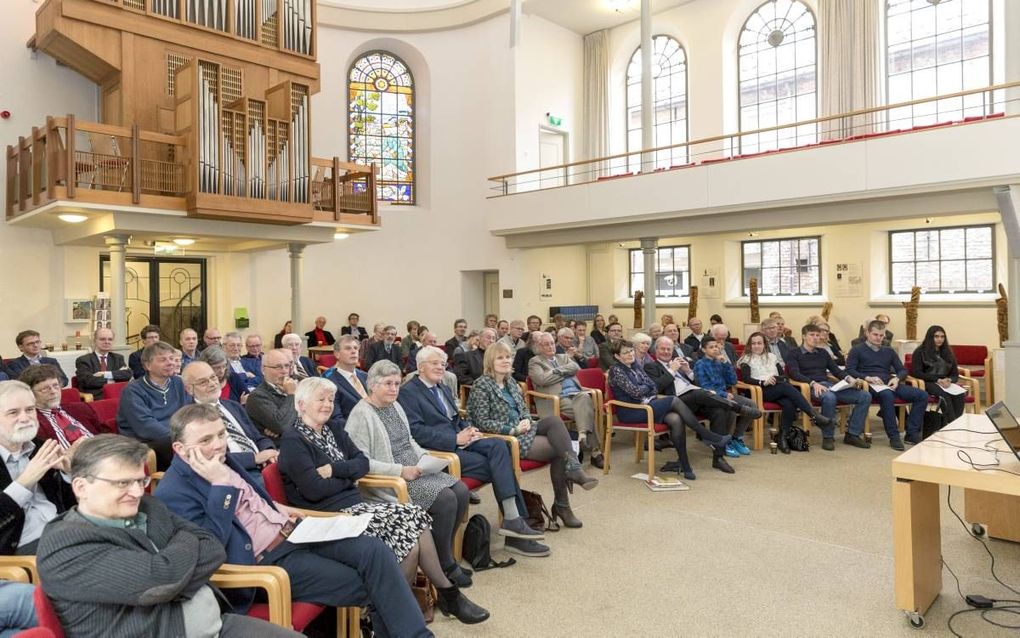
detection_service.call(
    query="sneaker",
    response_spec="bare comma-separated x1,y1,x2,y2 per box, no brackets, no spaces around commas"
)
498,517,545,540
889,438,905,451
843,433,871,449
504,537,551,557
724,441,741,458
733,438,751,456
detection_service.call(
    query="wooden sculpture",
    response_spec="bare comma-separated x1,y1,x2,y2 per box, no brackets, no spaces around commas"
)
903,286,921,340
688,286,699,321
749,278,760,324
997,283,1008,346
821,302,833,322
633,291,644,329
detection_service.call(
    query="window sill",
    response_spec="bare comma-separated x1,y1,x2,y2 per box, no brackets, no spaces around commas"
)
724,296,827,307
869,294,998,307
613,298,690,308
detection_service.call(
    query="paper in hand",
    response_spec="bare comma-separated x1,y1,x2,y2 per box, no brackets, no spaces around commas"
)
287,514,373,544
942,383,967,396
417,455,450,474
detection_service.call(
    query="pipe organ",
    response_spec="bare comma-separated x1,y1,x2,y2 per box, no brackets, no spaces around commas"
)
149,0,311,55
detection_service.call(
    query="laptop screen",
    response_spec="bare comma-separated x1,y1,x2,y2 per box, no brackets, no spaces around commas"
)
984,401,1020,461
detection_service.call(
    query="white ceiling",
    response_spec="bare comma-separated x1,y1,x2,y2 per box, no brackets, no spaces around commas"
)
525,0,698,36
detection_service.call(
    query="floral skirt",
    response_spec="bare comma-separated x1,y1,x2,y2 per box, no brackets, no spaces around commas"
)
342,501,431,561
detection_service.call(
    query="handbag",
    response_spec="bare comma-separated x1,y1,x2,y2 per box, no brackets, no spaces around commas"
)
784,425,810,452
522,489,559,533
411,570,437,623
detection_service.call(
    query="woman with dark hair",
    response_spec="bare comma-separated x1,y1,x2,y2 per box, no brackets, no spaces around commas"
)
911,325,965,423
607,340,730,480
273,320,293,349
709,314,724,326
590,314,608,345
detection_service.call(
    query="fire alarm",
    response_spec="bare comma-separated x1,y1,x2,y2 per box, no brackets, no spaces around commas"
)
0,111,10,120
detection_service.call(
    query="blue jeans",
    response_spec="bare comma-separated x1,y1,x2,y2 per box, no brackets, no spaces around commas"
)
0,582,36,638
871,383,928,439
817,382,871,437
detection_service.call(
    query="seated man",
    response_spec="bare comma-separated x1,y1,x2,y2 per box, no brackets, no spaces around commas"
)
281,333,317,379
444,319,468,359
340,312,369,340
321,335,369,421
702,324,738,363
128,325,161,379
179,328,200,369
495,319,509,341
846,320,928,449
157,404,431,637
363,325,402,369
22,365,113,447
37,434,301,638
574,320,599,359
684,317,706,352
223,332,261,394
760,318,792,366
0,381,76,556
306,315,337,348
554,328,588,369
453,328,494,388
398,346,548,557
498,320,527,352
787,323,872,450
182,362,277,487
197,346,248,404
245,349,299,439
512,332,542,382
663,323,694,360
773,316,799,348
6,331,67,388
598,322,625,371
528,332,603,469
526,315,543,333
405,329,436,374
242,334,265,363
74,328,132,399
692,337,762,467
116,341,187,469
201,328,222,352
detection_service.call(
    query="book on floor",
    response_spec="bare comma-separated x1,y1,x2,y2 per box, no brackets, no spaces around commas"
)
631,473,690,491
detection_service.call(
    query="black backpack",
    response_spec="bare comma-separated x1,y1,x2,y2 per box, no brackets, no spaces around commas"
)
462,514,515,572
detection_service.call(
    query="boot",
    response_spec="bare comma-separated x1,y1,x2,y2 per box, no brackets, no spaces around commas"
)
777,425,790,454
565,466,599,493
436,586,490,624
550,503,583,528
811,412,832,428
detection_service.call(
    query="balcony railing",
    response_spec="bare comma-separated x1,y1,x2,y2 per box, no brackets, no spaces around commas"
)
311,158,379,227
488,81,1020,197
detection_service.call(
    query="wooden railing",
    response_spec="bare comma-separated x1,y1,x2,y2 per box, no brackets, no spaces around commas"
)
487,81,1020,196
311,158,379,226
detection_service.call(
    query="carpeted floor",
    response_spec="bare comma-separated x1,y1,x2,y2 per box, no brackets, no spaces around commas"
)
432,427,1020,637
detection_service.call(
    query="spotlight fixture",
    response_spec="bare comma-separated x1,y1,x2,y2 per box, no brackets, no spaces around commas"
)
58,213,87,223
172,238,195,246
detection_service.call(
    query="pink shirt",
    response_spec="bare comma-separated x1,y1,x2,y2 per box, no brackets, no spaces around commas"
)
221,470,291,555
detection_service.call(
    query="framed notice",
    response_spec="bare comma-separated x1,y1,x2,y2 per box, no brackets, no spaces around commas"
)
834,263,862,297
701,268,719,299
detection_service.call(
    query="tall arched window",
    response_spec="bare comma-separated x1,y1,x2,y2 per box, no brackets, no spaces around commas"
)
626,35,688,172
886,0,992,128
738,0,816,154
348,51,415,203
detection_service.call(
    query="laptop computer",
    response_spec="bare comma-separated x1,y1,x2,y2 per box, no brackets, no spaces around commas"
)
983,401,1020,462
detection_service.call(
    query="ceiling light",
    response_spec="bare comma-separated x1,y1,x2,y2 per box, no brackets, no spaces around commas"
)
334,232,350,240
172,238,195,246
58,213,88,223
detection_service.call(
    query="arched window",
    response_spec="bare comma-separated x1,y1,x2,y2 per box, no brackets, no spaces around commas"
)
348,51,415,204
738,0,816,154
886,0,992,128
625,35,688,172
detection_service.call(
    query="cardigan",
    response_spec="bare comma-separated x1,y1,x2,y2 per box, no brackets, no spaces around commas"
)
277,418,370,512
465,374,537,457
345,400,427,503
736,352,784,383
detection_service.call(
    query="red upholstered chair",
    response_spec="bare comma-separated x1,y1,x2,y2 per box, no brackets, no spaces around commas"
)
585,356,598,369
102,382,128,402
32,587,65,638
903,354,979,414
315,354,337,375
12,628,57,638
88,398,119,433
950,345,991,404
59,389,81,405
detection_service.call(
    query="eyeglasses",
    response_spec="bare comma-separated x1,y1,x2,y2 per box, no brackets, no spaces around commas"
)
22,340,42,347
89,476,151,490
421,360,446,367
264,363,290,370
376,380,401,388
192,375,220,387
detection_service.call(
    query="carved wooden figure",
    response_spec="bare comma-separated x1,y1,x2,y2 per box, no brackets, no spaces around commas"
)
821,302,833,322
997,283,1008,346
749,278,760,324
688,286,698,321
903,286,921,340
633,291,644,329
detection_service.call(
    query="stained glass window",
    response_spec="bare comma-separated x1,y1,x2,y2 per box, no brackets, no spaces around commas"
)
738,0,817,154
348,51,415,204
625,36,688,172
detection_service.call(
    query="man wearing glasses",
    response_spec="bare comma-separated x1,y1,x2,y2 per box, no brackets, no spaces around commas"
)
321,335,370,420
6,331,68,387
37,434,300,638
245,349,299,439
21,365,113,449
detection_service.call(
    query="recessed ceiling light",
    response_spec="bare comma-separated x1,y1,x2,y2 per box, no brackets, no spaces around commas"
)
58,214,88,223
334,232,350,240
173,238,195,246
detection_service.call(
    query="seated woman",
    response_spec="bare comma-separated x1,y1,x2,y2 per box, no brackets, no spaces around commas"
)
590,314,607,345
197,346,247,403
911,325,965,424
346,360,472,587
631,332,655,367
736,332,832,453
807,316,845,367
466,342,598,529
273,320,293,349
607,340,730,480
278,377,489,624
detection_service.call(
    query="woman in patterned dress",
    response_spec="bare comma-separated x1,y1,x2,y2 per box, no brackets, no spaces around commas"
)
278,377,488,625
346,360,472,588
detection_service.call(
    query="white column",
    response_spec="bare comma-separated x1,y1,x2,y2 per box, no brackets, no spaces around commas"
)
995,186,1020,411
509,0,522,48
104,235,129,347
641,237,657,328
640,0,653,173
288,243,305,347
1003,0,1020,115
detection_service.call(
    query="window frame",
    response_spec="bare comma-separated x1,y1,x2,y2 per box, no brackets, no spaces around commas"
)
347,49,416,205
887,223,996,295
628,245,692,299
625,35,690,172
740,235,822,297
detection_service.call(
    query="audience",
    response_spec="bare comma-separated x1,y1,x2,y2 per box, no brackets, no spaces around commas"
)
364,325,402,369
704,324,737,363
281,333,317,379
454,328,493,387
760,318,792,365
341,313,369,340
574,320,598,359
647,323,663,341
807,316,846,366
38,435,300,637
273,320,293,349
853,313,894,347
512,331,541,382
693,337,762,466
598,322,625,370
709,314,724,326
244,349,298,440
631,332,654,367
401,320,421,360
663,323,693,359
911,325,966,424
495,319,509,341
7,331,67,388
529,333,603,469
322,335,369,419
306,315,336,348
74,328,131,399
116,341,187,468
179,328,199,369
484,314,499,330
128,324,161,379
526,315,543,333
22,365,112,448
684,317,705,351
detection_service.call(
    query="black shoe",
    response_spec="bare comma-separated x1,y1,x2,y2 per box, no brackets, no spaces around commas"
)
904,432,922,445
468,491,482,505
712,457,736,474
590,453,604,470
843,433,871,449
821,438,835,451
444,566,472,588
889,438,905,451
812,413,832,428
654,438,673,451
777,429,790,454
436,587,490,624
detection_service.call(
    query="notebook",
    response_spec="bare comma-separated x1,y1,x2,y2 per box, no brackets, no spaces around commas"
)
984,401,1020,463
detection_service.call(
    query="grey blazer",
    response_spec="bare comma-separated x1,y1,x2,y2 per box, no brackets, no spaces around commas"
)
345,400,427,503
528,354,584,417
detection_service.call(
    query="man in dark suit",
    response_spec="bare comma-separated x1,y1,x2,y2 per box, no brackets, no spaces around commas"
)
128,324,161,379
684,317,706,352
155,404,431,637
305,315,336,348
0,380,76,555
339,312,369,340
702,324,738,364
38,434,299,638
182,362,277,487
453,328,494,387
761,318,793,366
6,330,68,387
444,318,468,359
22,365,114,447
663,323,695,360
598,322,625,371
74,328,132,399
321,335,369,419
279,333,317,379
398,345,548,557
512,332,540,382
363,325,402,369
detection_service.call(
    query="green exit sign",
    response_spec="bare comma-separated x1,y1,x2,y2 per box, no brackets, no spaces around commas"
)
546,113,563,126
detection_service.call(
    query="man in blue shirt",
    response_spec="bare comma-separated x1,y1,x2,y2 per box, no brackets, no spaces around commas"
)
116,342,187,469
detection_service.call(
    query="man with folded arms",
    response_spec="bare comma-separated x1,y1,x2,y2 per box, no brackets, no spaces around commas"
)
223,332,261,394
245,349,299,440
116,341,187,469
37,434,301,638
22,365,113,448
75,328,132,399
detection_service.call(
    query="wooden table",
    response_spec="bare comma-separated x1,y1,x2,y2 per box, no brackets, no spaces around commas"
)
308,346,333,362
891,412,1020,628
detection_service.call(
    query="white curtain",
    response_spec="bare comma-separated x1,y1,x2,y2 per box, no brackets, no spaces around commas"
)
818,0,882,139
582,29,610,180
